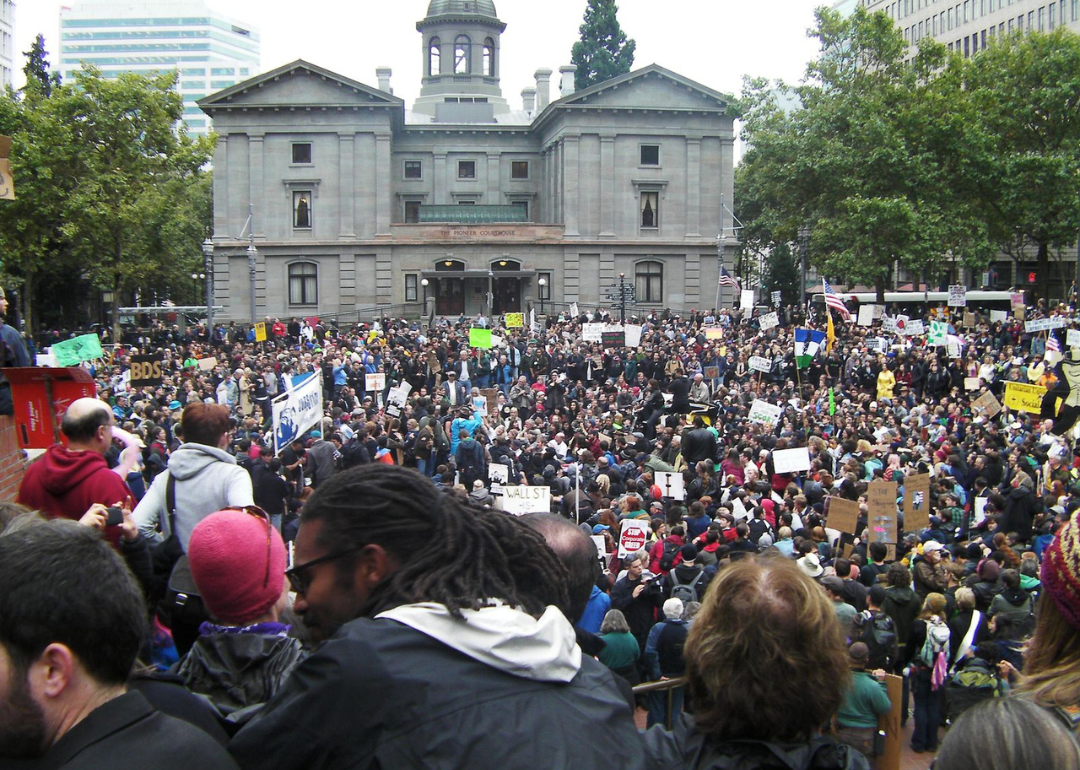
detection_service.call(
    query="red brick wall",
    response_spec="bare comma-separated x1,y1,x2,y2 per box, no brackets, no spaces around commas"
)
0,416,26,502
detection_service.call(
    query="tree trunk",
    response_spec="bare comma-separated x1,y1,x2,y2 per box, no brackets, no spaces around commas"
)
20,273,34,338
111,275,122,345
875,273,887,304
1037,240,1050,302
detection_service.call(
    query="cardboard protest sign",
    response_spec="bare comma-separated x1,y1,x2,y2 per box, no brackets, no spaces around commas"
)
868,479,898,544
0,135,14,199
703,366,720,379
129,354,163,389
759,312,779,331
498,485,551,516
1003,381,1047,413
705,328,724,340
749,356,772,374
971,390,1002,418
617,519,650,558
504,312,524,328
197,356,218,371
748,399,782,427
772,447,811,474
990,310,1007,323
482,388,499,416
963,311,976,328
903,473,932,531
52,334,104,367
827,496,860,535
964,377,981,390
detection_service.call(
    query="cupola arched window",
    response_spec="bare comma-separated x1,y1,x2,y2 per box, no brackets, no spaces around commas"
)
429,37,441,76
483,38,495,76
454,35,471,74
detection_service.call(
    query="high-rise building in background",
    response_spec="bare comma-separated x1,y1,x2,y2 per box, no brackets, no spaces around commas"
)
0,0,14,88
58,0,260,135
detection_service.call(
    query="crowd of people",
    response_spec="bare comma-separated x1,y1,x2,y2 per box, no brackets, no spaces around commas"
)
4,291,1080,769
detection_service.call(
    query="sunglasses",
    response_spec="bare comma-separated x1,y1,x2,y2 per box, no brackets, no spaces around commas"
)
285,546,365,595
221,505,274,588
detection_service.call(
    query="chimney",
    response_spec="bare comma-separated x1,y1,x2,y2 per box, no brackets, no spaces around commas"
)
559,65,577,98
534,68,552,110
521,87,536,113
376,66,392,94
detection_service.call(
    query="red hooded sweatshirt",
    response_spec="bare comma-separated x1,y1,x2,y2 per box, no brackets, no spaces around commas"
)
18,444,131,533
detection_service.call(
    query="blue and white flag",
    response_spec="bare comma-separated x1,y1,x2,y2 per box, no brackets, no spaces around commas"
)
273,371,323,454
795,328,826,369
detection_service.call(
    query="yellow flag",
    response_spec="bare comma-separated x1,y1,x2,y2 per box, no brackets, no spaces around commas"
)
826,308,836,354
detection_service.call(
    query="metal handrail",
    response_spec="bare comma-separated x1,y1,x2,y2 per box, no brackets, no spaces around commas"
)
632,676,688,730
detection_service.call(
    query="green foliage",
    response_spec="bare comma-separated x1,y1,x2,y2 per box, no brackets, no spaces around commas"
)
0,59,214,334
570,0,636,91
22,34,61,97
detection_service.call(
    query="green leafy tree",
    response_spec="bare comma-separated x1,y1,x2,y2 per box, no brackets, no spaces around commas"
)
570,0,636,91
962,30,1080,300
23,34,61,96
737,8,993,301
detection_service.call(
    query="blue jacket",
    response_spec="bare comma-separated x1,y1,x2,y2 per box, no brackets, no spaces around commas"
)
576,585,611,635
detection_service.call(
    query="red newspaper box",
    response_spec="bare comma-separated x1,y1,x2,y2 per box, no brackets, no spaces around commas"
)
6,367,97,449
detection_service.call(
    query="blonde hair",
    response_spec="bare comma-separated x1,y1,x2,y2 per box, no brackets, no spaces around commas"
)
1019,597,1080,708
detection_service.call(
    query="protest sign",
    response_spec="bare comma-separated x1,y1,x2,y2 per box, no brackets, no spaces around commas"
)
905,319,924,336
703,366,720,379
602,329,624,348
857,305,876,327
868,479,898,544
272,372,322,454
197,356,218,372
482,388,499,416
0,135,15,199
1003,381,1047,413
499,485,551,516
704,327,724,340
365,373,386,393
488,463,509,484
963,311,976,328
749,356,772,374
990,310,1007,323
771,290,781,306
827,497,861,535
1011,292,1025,308
964,377,981,390
655,471,685,501
469,328,493,348
617,518,650,558
748,399,782,427
52,334,104,367
928,321,947,345
128,354,163,389
740,289,755,309
971,390,1002,418
470,395,487,416
624,324,643,348
1069,329,1080,349
1026,318,1051,333
582,323,604,342
881,316,899,335
948,285,967,307
254,322,267,342
903,473,932,531
946,342,962,359
504,312,524,328
759,312,779,331
772,447,811,474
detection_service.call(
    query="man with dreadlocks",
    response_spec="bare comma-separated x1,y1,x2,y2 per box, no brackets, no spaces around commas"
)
228,464,645,770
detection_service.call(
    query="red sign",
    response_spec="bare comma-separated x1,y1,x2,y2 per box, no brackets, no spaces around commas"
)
7,367,97,449
618,519,649,558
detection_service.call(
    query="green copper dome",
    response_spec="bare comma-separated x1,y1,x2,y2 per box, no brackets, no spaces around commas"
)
425,0,498,17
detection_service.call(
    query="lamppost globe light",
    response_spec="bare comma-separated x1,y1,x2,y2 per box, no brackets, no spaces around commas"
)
537,277,546,286
420,278,429,287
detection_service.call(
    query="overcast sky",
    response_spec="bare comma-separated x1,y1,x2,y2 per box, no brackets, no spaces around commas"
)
16,0,824,108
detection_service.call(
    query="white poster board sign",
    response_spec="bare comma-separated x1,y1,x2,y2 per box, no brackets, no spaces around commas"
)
488,463,509,484
1068,329,1080,349
741,289,755,310
365,373,386,392
582,323,605,342
590,535,607,562
748,399,783,426
905,319,925,336
990,310,1007,323
881,316,899,335
771,290,782,306
772,447,812,474
624,324,643,348
759,312,779,331
498,485,551,516
948,285,967,307
655,471,685,501
857,305,877,327
617,519,650,559
749,356,772,374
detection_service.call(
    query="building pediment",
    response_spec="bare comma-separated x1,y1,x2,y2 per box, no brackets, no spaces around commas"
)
553,64,732,114
199,60,404,112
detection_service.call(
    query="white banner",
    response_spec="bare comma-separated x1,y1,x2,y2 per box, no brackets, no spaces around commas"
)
772,447,812,474
759,312,779,331
497,485,551,515
273,372,323,454
624,324,643,348
749,356,772,374
748,399,782,426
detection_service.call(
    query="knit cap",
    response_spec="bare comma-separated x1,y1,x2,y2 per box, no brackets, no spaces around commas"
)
187,509,287,626
1042,514,1080,630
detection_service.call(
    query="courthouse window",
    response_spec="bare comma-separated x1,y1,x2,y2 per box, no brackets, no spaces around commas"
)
640,191,659,229
293,191,312,229
288,262,318,305
292,143,312,164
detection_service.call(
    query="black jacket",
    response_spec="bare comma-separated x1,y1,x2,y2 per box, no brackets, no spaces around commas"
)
681,427,718,466
1000,486,1040,543
229,615,646,770
8,690,237,770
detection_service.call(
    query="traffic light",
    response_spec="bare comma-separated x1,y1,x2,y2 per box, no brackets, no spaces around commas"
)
1028,271,1037,283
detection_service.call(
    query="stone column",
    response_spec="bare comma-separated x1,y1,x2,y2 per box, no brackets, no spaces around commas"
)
686,137,701,238
249,134,265,237
563,135,580,237
599,135,615,237
375,132,392,236
339,133,356,238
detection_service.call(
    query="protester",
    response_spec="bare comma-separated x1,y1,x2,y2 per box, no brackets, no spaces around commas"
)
835,642,891,760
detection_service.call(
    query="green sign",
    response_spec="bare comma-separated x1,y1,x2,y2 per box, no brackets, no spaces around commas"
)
469,328,493,348
52,333,104,367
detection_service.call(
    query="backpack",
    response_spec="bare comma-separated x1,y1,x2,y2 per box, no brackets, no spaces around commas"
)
946,660,1002,721
747,517,773,545
918,615,951,690
670,568,705,605
658,540,682,572
855,611,898,671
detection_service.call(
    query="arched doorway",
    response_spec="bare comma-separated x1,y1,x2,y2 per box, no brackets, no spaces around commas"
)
492,259,521,314
434,259,465,315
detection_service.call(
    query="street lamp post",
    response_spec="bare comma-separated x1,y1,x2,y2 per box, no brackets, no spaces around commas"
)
797,225,811,306
202,237,214,331
247,244,258,325
619,272,627,324
537,276,547,317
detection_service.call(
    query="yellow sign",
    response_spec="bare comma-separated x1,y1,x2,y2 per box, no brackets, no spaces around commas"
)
1003,382,1047,414
254,322,267,342
504,312,524,328
705,328,724,340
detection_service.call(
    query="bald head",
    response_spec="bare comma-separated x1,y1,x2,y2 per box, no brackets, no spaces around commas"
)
61,398,113,449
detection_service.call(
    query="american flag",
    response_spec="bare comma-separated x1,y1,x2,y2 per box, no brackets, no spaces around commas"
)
719,267,740,289
1048,334,1061,353
822,279,851,321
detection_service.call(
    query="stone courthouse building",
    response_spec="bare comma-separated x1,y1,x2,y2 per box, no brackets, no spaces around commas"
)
200,0,738,321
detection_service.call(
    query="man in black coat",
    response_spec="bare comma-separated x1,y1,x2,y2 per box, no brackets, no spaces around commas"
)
0,521,237,769
681,416,718,466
